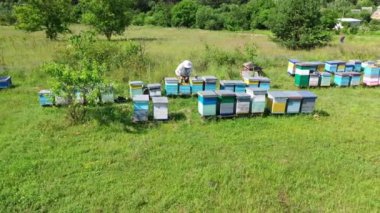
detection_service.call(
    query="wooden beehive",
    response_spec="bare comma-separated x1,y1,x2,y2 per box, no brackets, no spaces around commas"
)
100,86,114,104
309,73,320,87
267,91,288,114
198,91,218,117
345,62,355,72
319,72,332,87
284,91,302,114
295,63,312,88
348,72,361,86
216,90,236,117
235,93,251,115
152,96,168,120
246,88,267,114
219,80,235,91
233,80,246,93
179,82,191,95
298,91,317,114
325,60,346,73
287,59,300,75
129,81,144,98
243,76,259,88
202,76,217,91
147,83,162,97
334,72,351,87
39,90,54,106
133,95,149,122
190,77,204,95
363,66,380,86
348,60,362,72
164,77,179,96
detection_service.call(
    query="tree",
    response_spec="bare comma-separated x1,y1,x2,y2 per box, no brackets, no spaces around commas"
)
13,0,72,40
81,0,133,40
196,6,223,30
171,0,199,27
270,0,331,49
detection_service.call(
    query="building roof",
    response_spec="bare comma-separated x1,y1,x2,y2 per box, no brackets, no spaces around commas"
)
337,18,362,23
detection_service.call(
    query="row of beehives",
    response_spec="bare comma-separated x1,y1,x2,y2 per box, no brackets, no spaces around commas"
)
132,95,169,122
198,88,317,117
130,76,271,97
288,59,380,87
38,89,116,106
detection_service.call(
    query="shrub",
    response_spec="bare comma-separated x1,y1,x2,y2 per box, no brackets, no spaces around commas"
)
171,0,199,27
196,6,223,30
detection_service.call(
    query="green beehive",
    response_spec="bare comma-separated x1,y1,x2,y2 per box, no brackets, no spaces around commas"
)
295,63,312,88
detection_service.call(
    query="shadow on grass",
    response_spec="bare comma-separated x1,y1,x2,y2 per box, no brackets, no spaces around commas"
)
312,110,330,117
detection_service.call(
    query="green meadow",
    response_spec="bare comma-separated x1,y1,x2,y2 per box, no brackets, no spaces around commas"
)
0,25,379,212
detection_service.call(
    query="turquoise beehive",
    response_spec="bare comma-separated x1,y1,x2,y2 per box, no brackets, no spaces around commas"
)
133,95,149,122
284,91,302,114
246,88,267,114
202,76,217,91
319,72,331,87
348,72,361,86
198,91,218,117
164,77,179,96
39,90,54,106
233,80,246,93
219,80,235,91
334,72,350,87
190,77,204,95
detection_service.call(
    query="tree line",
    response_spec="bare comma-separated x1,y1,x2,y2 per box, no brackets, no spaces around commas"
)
0,0,379,49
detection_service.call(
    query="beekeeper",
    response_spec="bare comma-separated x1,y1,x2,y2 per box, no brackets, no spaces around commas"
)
175,60,193,83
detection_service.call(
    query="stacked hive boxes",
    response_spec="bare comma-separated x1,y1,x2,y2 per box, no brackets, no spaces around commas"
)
129,81,144,98
319,72,332,87
284,91,302,114
255,77,271,89
298,91,317,113
348,60,362,72
39,90,54,106
234,80,246,93
345,62,355,72
243,76,259,88
179,82,191,95
348,72,361,86
190,77,204,95
220,80,235,91
152,97,168,120
325,61,346,73
363,65,380,86
164,77,179,96
246,88,267,114
132,95,149,122
147,83,162,97
216,90,236,117
295,63,312,87
235,93,251,115
198,91,218,116
334,72,351,86
202,76,217,91
0,76,12,89
267,91,288,114
309,73,320,87
361,61,375,71
287,59,300,75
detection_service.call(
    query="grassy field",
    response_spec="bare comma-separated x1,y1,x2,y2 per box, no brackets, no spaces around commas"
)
0,25,380,212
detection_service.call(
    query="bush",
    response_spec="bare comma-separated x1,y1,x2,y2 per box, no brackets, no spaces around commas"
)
132,12,146,26
217,4,250,31
171,0,199,27
246,0,275,30
321,8,339,29
0,2,16,25
147,2,172,27
196,6,223,30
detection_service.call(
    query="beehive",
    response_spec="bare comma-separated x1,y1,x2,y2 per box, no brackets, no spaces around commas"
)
363,65,380,86
216,90,236,117
129,81,144,98
255,77,271,90
345,62,355,72
284,91,302,114
348,72,361,86
235,93,251,115
243,76,259,88
100,87,114,104
334,72,350,86
190,77,204,95
219,80,235,91
298,91,317,113
179,82,191,95
202,76,217,91
0,76,12,89
147,83,162,97
54,95,69,106
164,77,179,96
246,88,267,114
348,60,362,72
325,60,346,73
319,72,332,87
75,90,85,104
361,61,375,71
233,80,246,93
152,96,168,120
287,59,299,75
309,73,320,87
267,91,287,114
198,91,218,116
39,90,54,106
295,63,312,87
315,62,326,72
133,95,149,122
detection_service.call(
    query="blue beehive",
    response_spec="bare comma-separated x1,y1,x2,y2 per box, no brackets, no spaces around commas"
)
298,91,317,113
257,77,271,90
284,91,302,114
334,72,350,86
198,91,218,117
246,88,267,114
133,95,149,122
361,61,375,72
190,77,204,95
319,72,332,87
325,60,346,73
348,60,362,72
179,82,191,95
164,77,179,96
220,80,235,91
345,62,355,72
348,72,361,86
39,90,54,106
233,80,246,93
0,76,12,89
202,76,217,91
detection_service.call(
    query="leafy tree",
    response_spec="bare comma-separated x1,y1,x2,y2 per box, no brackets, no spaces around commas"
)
246,0,275,30
321,8,339,29
171,0,199,27
81,0,133,40
13,0,72,40
217,3,250,31
145,2,172,27
270,0,331,49
196,5,223,30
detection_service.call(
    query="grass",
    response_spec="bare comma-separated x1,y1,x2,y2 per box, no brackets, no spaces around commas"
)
0,25,380,212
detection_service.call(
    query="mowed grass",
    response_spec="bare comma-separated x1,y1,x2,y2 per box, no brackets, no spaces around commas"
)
0,25,380,211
